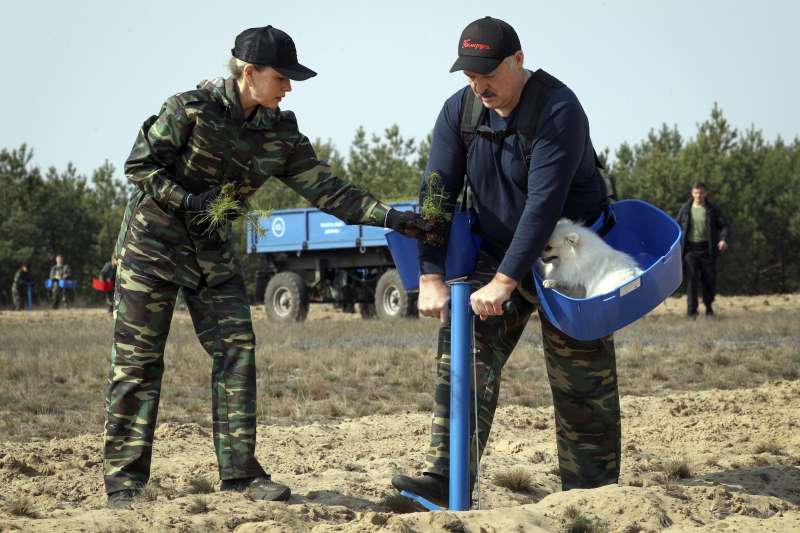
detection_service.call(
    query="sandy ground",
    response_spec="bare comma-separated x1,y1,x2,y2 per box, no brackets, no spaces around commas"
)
1,377,798,532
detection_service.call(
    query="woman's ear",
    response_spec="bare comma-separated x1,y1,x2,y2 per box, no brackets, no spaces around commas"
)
242,64,254,86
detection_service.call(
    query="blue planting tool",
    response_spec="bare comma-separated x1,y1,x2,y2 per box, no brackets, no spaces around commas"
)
449,281,472,510
26,282,33,310
399,281,475,512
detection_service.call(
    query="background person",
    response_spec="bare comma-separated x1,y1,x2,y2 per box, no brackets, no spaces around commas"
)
11,262,31,311
391,17,621,506
49,254,71,309
676,182,730,317
98,256,117,313
103,25,430,508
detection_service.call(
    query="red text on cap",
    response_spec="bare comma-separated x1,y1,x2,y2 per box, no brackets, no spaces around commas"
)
462,39,491,50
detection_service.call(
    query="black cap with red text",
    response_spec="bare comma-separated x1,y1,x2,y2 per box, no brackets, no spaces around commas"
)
232,26,317,81
449,17,521,74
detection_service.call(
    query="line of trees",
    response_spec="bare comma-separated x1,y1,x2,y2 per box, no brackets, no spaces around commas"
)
1,105,798,307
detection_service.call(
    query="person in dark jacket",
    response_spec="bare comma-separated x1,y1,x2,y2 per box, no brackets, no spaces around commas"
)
11,263,32,311
676,182,730,317
391,16,621,507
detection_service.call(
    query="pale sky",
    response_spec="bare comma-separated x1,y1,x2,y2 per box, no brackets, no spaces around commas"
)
1,0,797,179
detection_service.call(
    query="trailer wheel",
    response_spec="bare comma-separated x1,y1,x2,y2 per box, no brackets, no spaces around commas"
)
264,272,309,322
358,302,377,319
375,269,414,319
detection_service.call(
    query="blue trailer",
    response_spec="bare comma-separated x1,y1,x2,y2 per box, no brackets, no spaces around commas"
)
248,202,419,322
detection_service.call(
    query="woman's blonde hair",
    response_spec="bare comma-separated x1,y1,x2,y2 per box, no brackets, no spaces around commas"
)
227,57,268,80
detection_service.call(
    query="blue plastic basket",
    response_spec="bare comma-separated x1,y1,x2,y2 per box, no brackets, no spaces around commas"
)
45,279,78,289
386,211,481,290
534,199,682,340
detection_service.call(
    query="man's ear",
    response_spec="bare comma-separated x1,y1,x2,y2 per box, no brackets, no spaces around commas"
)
565,232,580,247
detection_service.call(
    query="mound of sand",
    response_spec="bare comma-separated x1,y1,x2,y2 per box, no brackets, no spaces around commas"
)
2,378,799,532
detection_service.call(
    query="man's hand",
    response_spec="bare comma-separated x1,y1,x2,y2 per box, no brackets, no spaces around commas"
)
385,209,433,239
718,240,728,252
418,274,450,323
470,273,517,320
182,187,220,212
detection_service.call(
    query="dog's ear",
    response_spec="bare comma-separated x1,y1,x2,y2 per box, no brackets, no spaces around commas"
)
565,232,580,247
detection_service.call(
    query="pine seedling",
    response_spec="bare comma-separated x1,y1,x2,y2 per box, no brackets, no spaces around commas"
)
198,183,271,237
421,171,451,222
419,170,452,247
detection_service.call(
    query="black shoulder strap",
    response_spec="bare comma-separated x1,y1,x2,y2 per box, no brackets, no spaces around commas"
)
459,88,486,154
514,69,565,165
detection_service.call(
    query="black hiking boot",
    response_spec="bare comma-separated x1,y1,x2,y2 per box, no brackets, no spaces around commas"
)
107,489,140,509
220,475,291,501
391,473,449,508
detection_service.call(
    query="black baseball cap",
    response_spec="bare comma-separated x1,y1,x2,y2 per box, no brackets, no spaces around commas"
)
232,26,317,81
450,17,521,74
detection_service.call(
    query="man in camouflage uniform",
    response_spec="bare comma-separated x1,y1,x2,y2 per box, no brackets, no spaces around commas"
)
49,254,71,309
104,26,430,508
392,17,621,506
11,262,31,311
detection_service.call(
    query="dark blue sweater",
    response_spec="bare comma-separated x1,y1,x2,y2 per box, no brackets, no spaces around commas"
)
419,74,606,281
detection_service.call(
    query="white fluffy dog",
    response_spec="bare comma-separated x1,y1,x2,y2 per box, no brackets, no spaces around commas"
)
538,218,643,298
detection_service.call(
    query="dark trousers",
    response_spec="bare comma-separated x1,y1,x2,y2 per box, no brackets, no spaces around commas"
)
684,242,717,314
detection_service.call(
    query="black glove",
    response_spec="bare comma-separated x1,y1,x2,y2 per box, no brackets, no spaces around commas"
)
182,187,220,212
385,209,434,239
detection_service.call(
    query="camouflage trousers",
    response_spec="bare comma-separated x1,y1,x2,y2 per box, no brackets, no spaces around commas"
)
424,250,621,491
103,260,266,494
51,285,69,309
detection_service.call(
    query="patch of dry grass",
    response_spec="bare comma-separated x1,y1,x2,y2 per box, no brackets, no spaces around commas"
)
494,467,534,493
662,458,693,480
0,295,798,441
3,496,36,517
137,483,160,502
563,505,607,533
754,442,785,455
187,475,215,494
186,496,209,514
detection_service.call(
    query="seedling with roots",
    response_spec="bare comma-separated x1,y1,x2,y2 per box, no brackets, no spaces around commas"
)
420,170,452,247
197,183,271,237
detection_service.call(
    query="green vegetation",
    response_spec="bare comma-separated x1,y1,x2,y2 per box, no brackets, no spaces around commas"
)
198,182,271,237
420,170,450,221
2,105,800,305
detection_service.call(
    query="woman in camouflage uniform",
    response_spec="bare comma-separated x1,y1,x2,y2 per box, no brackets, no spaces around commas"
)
104,25,429,508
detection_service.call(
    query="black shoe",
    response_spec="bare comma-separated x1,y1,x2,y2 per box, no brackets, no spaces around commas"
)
391,473,449,507
220,476,290,501
687,311,698,319
107,489,140,509
705,306,714,317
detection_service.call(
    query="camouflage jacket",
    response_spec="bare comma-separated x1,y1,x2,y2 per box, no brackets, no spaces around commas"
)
120,77,390,288
49,264,71,280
